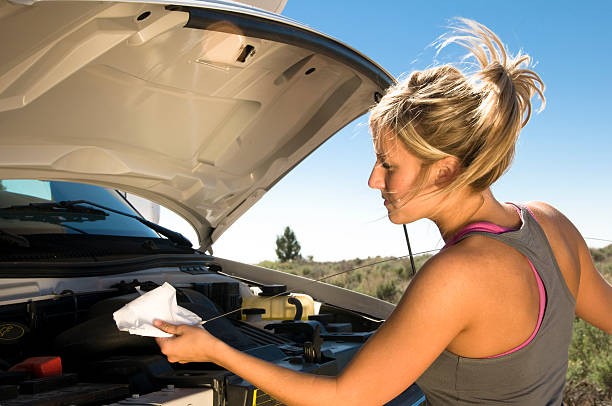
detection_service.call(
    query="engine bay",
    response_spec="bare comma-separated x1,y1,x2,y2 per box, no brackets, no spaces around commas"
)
0,260,399,406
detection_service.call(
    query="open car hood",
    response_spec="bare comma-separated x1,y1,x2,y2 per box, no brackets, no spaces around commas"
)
0,0,394,250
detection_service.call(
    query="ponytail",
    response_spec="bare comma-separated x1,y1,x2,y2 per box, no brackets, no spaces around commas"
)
369,18,545,194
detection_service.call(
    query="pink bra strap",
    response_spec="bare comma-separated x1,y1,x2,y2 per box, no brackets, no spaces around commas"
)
444,222,514,249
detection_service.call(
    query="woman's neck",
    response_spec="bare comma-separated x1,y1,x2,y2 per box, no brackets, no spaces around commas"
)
431,189,519,243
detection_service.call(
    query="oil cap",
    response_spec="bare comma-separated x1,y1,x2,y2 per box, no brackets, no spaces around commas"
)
259,285,287,296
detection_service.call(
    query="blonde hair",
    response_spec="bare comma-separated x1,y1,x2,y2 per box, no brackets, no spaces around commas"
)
369,18,545,196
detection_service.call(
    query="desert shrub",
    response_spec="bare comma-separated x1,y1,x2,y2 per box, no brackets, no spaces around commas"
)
565,317,612,404
564,381,611,406
378,263,391,272
258,260,279,269
567,317,612,390
590,249,605,263
394,266,405,277
375,281,398,302
347,271,363,285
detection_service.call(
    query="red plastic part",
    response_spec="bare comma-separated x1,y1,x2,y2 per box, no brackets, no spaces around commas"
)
9,356,62,378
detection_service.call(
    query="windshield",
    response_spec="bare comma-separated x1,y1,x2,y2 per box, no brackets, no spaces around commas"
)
0,180,159,238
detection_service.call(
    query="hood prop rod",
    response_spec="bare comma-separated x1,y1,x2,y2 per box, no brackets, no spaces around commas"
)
403,224,417,278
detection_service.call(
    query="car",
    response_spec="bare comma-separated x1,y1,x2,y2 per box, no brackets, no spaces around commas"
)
0,0,425,405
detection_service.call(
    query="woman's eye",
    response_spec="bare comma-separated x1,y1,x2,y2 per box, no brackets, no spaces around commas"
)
381,162,391,170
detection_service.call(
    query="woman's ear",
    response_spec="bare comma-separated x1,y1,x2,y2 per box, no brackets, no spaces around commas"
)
434,156,461,187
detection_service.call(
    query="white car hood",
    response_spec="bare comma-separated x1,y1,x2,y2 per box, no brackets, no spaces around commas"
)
0,0,394,250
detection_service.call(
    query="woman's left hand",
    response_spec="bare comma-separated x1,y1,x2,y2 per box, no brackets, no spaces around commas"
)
154,319,216,363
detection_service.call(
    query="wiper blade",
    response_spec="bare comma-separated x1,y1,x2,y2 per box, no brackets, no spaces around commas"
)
0,201,192,248
0,202,108,222
64,201,192,248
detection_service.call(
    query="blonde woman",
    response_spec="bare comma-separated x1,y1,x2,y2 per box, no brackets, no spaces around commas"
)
155,19,612,405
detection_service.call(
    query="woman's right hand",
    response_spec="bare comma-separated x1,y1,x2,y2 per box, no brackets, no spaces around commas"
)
154,319,218,364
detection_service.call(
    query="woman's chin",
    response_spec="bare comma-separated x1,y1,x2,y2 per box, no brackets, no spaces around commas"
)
388,217,404,225
387,206,421,224
387,210,407,224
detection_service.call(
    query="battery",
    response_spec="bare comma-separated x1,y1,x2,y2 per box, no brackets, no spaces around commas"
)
107,386,214,406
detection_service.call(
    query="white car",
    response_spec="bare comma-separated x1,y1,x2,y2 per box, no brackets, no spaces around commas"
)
0,0,425,404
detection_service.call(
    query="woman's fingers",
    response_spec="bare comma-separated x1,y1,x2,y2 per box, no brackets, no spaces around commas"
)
154,319,181,335
153,321,210,364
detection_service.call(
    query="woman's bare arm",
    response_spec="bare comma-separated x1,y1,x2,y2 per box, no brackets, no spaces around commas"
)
575,237,612,334
528,201,612,334
155,250,479,406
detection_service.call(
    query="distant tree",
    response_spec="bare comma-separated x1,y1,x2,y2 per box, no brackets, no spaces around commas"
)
276,226,301,262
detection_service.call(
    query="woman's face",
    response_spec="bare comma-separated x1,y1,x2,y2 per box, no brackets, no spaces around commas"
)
368,133,436,224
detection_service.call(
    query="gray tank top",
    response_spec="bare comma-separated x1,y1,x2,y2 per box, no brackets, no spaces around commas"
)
416,204,576,405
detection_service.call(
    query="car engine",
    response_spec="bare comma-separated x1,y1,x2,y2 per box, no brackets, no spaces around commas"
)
0,261,426,406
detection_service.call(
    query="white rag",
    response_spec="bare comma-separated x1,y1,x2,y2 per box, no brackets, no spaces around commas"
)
113,282,202,337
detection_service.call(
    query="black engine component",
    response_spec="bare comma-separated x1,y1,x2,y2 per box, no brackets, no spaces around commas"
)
0,322,29,366
264,321,325,363
264,321,323,344
258,284,287,297
303,324,323,363
53,287,256,363
84,355,173,395
0,370,30,385
54,312,159,363
287,297,303,321
192,282,242,318
0,384,19,400
20,373,78,394
111,280,160,295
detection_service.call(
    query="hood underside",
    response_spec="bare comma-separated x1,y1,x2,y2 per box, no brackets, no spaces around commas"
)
0,0,394,249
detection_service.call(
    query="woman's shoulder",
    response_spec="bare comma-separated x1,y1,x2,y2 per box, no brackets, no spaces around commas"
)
522,200,563,220
523,201,577,236
522,201,582,252
522,201,582,298
419,235,526,294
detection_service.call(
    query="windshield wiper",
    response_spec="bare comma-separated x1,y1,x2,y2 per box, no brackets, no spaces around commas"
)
0,201,192,248
0,202,108,222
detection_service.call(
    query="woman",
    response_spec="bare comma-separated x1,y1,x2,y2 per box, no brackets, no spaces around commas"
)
155,19,612,405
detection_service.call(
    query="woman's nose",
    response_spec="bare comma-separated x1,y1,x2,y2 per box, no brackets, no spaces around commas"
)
368,163,385,190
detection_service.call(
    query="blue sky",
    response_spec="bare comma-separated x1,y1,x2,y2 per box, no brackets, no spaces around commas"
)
164,1,612,263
